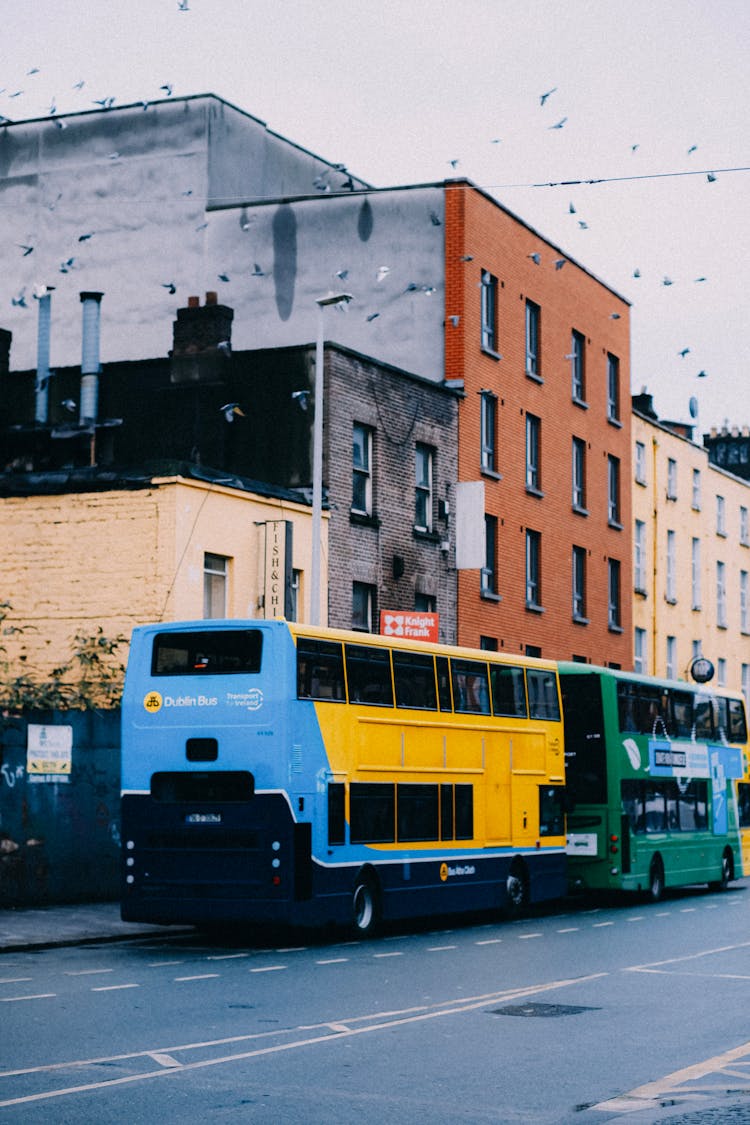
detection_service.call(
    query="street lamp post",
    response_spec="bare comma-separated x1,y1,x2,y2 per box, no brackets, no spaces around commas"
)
310,292,352,626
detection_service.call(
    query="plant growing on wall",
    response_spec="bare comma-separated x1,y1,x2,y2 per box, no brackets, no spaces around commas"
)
0,603,127,712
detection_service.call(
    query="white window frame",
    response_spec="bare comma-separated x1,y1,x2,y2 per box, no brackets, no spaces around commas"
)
717,560,727,628
480,270,497,352
415,443,434,532
480,391,497,473
667,458,677,500
666,530,677,603
203,552,228,619
691,537,701,610
607,353,620,421
692,468,701,510
635,441,647,485
352,422,373,516
525,299,540,377
634,627,647,674
634,520,646,592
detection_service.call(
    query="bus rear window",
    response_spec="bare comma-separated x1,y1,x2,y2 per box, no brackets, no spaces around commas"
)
152,630,263,676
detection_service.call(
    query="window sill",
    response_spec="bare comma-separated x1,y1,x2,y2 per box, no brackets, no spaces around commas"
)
480,590,502,603
634,587,648,598
526,485,544,499
572,614,589,626
350,511,381,529
413,528,441,543
481,468,503,481
608,520,623,531
717,530,728,538
608,623,623,634
607,416,623,429
664,596,677,605
525,602,545,614
526,370,543,385
481,346,502,362
635,477,647,487
572,397,589,410
572,504,589,517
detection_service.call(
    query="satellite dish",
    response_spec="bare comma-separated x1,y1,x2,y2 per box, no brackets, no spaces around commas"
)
688,396,699,419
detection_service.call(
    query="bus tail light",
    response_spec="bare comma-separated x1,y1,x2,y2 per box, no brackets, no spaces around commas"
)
610,834,619,855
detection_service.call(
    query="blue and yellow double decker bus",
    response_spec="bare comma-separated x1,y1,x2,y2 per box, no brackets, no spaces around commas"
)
121,620,567,932
560,663,748,900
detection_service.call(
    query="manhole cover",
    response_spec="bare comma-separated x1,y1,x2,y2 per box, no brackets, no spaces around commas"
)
489,1003,600,1018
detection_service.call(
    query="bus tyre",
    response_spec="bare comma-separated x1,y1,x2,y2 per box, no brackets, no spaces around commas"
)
648,856,664,903
710,850,733,892
352,875,379,936
505,861,528,917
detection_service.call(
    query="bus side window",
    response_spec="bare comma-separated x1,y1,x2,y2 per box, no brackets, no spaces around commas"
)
345,644,393,706
297,639,345,701
491,665,527,717
671,692,693,739
728,698,748,743
455,784,474,839
737,782,750,828
644,782,666,832
527,669,561,721
621,779,643,833
393,651,438,710
451,660,490,714
436,657,453,711
694,695,714,739
328,783,346,846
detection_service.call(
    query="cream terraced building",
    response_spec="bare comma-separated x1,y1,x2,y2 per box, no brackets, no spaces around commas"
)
631,402,750,698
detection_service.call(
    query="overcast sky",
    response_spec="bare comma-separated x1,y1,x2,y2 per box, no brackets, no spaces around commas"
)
3,0,747,434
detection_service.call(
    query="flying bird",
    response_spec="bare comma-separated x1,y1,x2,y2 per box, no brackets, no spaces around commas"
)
549,117,567,130
178,0,189,8
706,172,716,183
218,273,230,282
162,282,176,295
335,269,349,281
578,220,589,229
78,232,94,241
291,390,310,410
539,87,557,106
662,276,674,286
92,97,115,108
697,370,707,378
376,265,390,282
449,315,460,327
694,276,707,283
366,312,380,322
609,312,621,320
160,84,173,96
554,258,566,270
430,211,442,225
26,67,40,76
72,80,85,90
528,252,541,265
251,263,265,277
59,257,76,272
687,145,697,155
220,402,245,422
17,244,33,256
447,159,459,169
459,254,474,262
630,144,639,152
568,201,576,213
11,291,27,308
633,268,641,278
679,347,690,357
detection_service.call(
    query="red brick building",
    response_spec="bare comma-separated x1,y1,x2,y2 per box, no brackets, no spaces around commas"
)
445,181,632,667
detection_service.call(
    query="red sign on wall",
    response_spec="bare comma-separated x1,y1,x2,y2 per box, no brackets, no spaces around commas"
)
379,611,439,643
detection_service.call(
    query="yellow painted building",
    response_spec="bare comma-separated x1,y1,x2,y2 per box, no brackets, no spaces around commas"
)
632,407,750,696
0,473,325,681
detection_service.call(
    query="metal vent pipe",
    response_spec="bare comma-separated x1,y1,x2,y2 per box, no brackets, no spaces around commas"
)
79,291,103,423
35,287,54,424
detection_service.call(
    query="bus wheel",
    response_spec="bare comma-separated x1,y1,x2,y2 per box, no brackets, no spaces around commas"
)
505,860,528,917
648,856,664,903
710,850,733,892
352,874,379,936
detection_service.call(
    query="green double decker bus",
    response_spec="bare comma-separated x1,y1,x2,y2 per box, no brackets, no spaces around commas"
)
559,664,748,900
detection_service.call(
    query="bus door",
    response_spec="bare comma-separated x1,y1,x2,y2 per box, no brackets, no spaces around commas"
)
484,732,512,844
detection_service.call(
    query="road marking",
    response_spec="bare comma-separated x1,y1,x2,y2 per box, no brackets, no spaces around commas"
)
518,933,542,940
373,951,403,958
556,927,579,933
91,984,140,992
275,946,306,953
149,1054,182,1069
206,953,248,961
475,939,502,945
427,945,457,952
148,961,184,967
0,977,32,984
249,965,286,973
625,939,750,973
626,916,644,922
174,974,219,982
65,968,114,976
593,922,614,928
0,993,56,1003
316,958,348,965
0,972,607,1109
680,907,697,913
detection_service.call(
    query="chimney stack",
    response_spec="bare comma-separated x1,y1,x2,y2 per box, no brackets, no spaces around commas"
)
170,292,234,384
35,287,54,424
79,291,103,423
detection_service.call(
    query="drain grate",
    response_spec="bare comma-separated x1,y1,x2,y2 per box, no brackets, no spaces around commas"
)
489,1003,600,1018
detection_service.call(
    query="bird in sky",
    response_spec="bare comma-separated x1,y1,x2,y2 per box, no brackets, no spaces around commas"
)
549,117,567,130
630,143,640,153
554,258,566,270
59,257,76,273
633,268,641,278
9,90,23,98
687,145,698,155
697,370,707,378
459,255,474,262
72,80,85,90
694,276,707,283
195,221,208,231
251,263,265,277
449,315,460,327
162,282,176,295
218,273,230,283
447,159,459,169
17,244,33,256
48,100,57,116
160,84,173,97
376,265,390,282
430,211,442,226
578,220,589,229
335,269,349,281
568,201,576,213
220,402,245,422
26,67,40,76
92,97,115,108
178,0,189,8
528,252,541,265
78,232,94,241
11,291,27,308
53,118,66,130
540,87,557,106
662,276,674,286
679,347,690,357
609,312,621,319
706,172,716,183
366,312,380,322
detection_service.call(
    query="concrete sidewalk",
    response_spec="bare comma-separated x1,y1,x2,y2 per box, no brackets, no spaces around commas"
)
0,901,193,953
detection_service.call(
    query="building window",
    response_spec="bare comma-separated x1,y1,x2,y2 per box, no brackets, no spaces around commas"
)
480,270,498,353
741,570,749,634
666,529,677,603
525,300,541,377
415,591,436,613
608,558,621,630
352,582,375,632
482,514,498,596
634,627,647,674
691,538,701,610
415,444,434,532
741,506,749,546
607,455,621,526
480,636,498,651
634,519,647,592
717,495,726,536
607,353,620,421
572,437,586,511
203,552,228,619
666,636,677,680
352,423,373,515
742,663,750,707
692,468,701,510
717,658,727,687
525,413,541,492
570,330,585,402
480,391,497,473
635,441,647,485
717,561,727,628
526,529,542,609
572,545,587,621
667,458,677,500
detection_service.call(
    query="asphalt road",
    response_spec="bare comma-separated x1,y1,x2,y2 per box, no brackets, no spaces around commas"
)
2,887,750,1123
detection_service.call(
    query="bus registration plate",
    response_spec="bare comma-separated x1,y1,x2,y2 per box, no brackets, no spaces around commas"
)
185,812,222,824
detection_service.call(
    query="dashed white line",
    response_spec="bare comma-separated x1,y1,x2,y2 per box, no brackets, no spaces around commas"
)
518,933,542,940
316,958,349,965
65,968,114,976
557,927,579,933
91,984,140,992
249,965,287,973
593,922,614,928
207,953,248,961
0,993,56,1003
373,952,403,958
475,939,502,945
0,977,32,984
427,945,457,952
174,974,220,982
